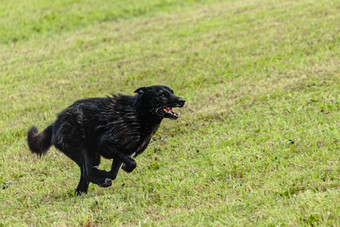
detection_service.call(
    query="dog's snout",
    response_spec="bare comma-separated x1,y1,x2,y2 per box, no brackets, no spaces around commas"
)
178,98,185,107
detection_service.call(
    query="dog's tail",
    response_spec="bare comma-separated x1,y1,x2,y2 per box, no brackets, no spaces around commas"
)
27,124,53,156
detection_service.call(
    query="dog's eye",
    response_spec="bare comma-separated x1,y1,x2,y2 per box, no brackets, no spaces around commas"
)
161,92,169,97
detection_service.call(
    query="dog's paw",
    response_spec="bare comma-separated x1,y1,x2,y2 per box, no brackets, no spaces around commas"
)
99,178,112,188
92,166,110,178
122,162,136,173
75,189,88,196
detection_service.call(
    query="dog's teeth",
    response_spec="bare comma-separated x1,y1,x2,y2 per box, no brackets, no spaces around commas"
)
162,107,179,117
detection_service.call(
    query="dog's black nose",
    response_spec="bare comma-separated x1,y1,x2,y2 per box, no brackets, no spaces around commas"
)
178,98,185,107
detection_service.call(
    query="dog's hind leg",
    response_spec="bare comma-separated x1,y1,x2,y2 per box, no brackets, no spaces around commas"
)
53,140,89,195
75,163,89,195
81,147,112,189
59,145,111,195
62,145,91,195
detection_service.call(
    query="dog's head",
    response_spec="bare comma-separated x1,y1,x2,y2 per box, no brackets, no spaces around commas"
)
135,85,185,120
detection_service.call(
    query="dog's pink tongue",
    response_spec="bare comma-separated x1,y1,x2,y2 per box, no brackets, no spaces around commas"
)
163,107,176,115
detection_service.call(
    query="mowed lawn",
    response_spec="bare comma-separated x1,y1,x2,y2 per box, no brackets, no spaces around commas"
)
0,0,339,226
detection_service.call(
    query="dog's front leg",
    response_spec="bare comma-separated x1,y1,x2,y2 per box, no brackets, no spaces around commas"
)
100,142,137,173
109,158,123,178
96,153,135,174
93,158,122,180
116,152,137,173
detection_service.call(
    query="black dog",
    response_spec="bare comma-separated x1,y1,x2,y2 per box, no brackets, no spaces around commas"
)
27,85,185,195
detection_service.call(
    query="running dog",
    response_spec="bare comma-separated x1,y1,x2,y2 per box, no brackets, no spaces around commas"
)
27,85,185,194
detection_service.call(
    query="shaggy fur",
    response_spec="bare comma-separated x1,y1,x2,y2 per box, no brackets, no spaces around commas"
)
27,85,185,194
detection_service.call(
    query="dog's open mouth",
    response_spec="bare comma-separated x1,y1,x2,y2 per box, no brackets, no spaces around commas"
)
158,107,180,119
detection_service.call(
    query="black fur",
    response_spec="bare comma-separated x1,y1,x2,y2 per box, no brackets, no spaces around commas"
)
27,125,53,156
27,85,185,195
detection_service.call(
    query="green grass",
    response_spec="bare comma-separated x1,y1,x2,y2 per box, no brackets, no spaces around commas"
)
1,0,339,226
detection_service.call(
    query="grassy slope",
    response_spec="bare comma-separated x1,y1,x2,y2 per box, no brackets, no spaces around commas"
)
1,0,339,226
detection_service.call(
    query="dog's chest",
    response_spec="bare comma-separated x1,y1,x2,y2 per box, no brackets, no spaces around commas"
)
135,125,160,156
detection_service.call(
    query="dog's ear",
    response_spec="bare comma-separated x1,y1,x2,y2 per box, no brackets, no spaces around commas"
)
134,87,148,95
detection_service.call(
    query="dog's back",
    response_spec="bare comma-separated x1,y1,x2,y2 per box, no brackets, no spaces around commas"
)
52,95,143,157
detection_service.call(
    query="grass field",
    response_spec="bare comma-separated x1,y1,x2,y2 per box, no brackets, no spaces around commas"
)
1,0,339,226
